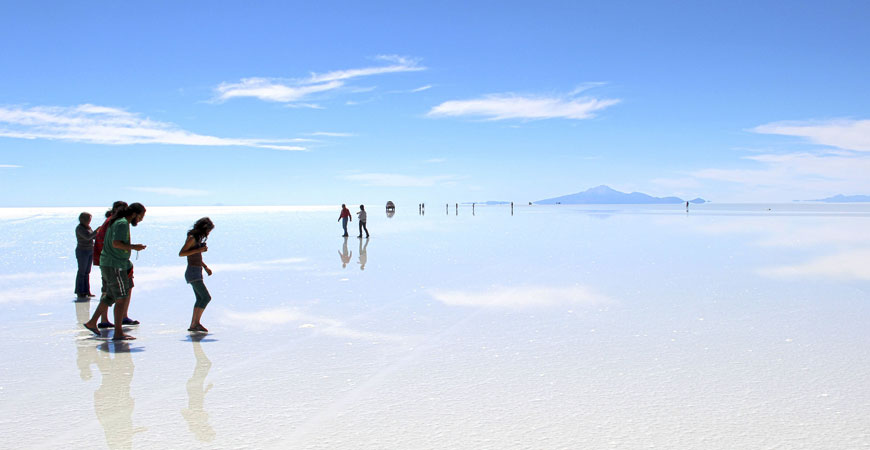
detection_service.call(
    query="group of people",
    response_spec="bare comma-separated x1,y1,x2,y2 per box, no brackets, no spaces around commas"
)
337,204,370,238
74,201,215,340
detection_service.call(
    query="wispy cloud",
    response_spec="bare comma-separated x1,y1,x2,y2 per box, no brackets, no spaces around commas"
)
427,89,619,121
0,104,307,151
411,84,432,93
690,151,870,200
753,119,870,152
343,172,460,187
0,164,21,168
430,285,611,309
673,118,870,201
309,131,355,137
216,55,425,104
127,186,209,197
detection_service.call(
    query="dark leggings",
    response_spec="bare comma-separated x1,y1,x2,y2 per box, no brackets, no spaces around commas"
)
191,280,212,309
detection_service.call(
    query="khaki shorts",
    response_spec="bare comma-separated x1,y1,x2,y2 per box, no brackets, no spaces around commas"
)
100,266,132,306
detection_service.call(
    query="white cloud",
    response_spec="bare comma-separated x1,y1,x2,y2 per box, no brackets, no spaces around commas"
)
758,249,870,281
430,285,611,309
221,306,407,342
343,172,459,187
0,104,307,151
127,186,209,197
216,56,425,103
753,119,870,152
0,164,21,168
411,85,432,93
427,91,619,121
691,151,870,200
677,118,870,201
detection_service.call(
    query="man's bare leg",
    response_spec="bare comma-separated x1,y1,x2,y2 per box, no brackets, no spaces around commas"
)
113,298,135,340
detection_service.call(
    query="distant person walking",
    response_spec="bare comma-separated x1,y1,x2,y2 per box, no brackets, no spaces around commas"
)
356,204,369,238
83,203,147,340
179,217,214,333
75,212,98,299
93,201,127,328
338,204,352,237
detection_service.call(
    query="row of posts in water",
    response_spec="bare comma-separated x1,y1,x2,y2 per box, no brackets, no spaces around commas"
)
415,202,515,216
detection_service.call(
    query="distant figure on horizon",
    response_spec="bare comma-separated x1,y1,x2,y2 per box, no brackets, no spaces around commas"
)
338,204,352,237
357,204,370,238
84,203,147,340
75,212,98,299
686,201,689,212
179,217,215,333
339,236,352,268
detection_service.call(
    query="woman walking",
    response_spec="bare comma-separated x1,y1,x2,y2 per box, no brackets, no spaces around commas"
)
179,218,214,333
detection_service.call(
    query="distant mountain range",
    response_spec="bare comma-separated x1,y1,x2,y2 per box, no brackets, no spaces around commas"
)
536,185,706,205
807,194,870,203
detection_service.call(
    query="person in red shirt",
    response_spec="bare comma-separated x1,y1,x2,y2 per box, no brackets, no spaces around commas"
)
337,204,352,237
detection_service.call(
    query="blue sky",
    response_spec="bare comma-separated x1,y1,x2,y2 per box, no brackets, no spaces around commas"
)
1,0,868,206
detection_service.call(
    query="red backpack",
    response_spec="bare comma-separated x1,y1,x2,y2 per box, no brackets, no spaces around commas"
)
92,217,111,266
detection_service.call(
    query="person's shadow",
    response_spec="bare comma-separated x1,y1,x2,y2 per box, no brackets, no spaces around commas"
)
339,236,352,269
182,333,216,442
93,341,146,450
358,237,369,271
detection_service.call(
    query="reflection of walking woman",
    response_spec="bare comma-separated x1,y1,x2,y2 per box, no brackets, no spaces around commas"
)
75,212,98,298
179,218,214,333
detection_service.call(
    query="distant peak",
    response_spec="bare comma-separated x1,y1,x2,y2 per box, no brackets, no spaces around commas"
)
587,185,616,193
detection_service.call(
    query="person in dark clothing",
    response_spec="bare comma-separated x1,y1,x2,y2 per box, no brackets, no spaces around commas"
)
75,212,98,298
356,204,369,238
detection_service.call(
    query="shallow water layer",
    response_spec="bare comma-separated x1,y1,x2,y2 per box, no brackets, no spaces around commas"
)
1,204,869,449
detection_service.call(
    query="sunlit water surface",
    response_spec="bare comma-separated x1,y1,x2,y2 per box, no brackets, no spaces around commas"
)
1,204,869,449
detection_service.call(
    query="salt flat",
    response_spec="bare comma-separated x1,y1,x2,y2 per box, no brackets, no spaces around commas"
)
1,204,869,449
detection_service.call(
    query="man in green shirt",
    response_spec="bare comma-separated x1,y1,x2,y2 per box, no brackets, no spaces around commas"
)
83,203,147,340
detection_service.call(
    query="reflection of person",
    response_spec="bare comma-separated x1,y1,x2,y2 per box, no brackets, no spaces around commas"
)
356,204,369,238
358,237,368,270
75,212,98,299
339,236,352,268
76,301,99,381
84,203,147,341
182,335,215,442
94,342,144,450
179,218,215,333
338,204,352,237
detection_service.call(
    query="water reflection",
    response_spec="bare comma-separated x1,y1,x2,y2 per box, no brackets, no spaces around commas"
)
358,237,368,270
94,342,145,450
182,334,215,442
430,285,611,309
338,236,352,269
75,300,99,380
